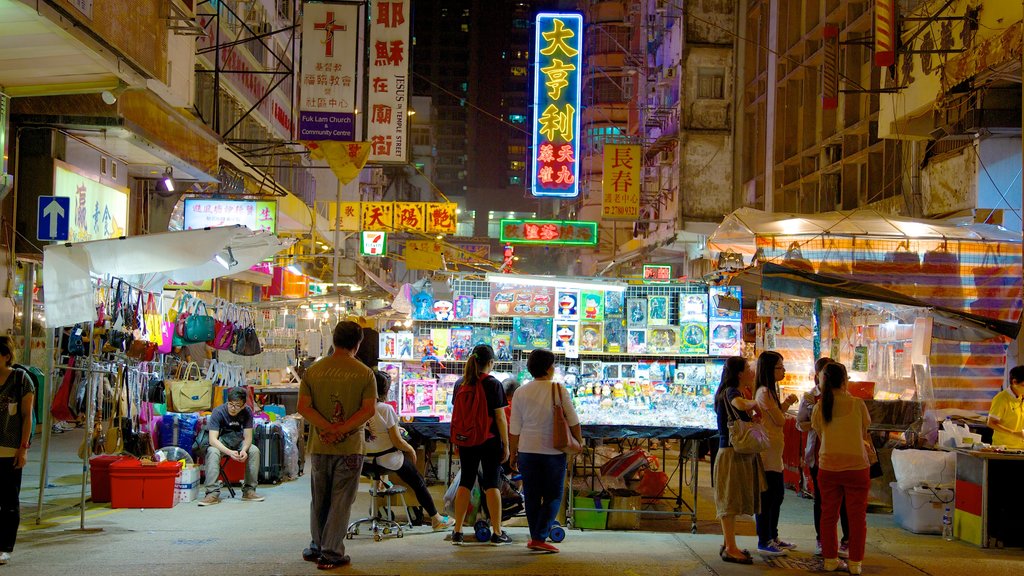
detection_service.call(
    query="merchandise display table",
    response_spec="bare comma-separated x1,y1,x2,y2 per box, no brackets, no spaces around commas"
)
954,449,1024,548
401,422,715,533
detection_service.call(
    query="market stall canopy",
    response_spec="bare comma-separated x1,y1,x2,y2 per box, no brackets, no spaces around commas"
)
709,207,1024,327
43,226,295,328
761,262,1020,341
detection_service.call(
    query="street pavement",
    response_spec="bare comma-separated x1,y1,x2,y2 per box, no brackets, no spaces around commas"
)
8,429,1023,575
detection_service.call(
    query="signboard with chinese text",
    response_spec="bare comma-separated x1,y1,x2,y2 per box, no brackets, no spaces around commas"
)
360,231,387,256
299,2,361,141
425,202,457,234
601,144,641,220
393,202,425,232
367,0,410,162
396,241,490,270
53,160,129,242
531,13,583,198
499,218,597,246
643,265,672,282
405,240,444,270
361,201,395,231
183,199,278,233
336,201,361,231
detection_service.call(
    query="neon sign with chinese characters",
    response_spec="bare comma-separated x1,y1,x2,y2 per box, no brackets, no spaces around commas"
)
500,219,597,246
531,13,582,198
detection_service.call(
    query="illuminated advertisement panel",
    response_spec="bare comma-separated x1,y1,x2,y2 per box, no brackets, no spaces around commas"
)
531,13,582,198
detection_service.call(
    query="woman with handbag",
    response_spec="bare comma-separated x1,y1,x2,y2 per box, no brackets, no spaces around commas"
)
753,351,799,556
509,349,582,553
812,362,871,575
0,336,35,566
713,356,764,565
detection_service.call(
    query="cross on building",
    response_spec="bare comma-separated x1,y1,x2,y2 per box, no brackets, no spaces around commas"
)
314,11,347,58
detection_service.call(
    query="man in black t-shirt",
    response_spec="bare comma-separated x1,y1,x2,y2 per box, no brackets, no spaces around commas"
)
198,388,265,506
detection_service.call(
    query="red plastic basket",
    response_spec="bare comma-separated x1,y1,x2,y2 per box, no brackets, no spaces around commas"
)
109,460,181,509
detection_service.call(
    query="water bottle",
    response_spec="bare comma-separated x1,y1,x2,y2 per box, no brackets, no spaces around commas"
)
942,507,953,541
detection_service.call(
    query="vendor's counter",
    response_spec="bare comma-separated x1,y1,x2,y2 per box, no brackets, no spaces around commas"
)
954,448,1024,548
401,421,715,442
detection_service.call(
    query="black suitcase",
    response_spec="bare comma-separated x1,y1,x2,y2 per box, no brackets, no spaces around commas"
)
254,422,284,484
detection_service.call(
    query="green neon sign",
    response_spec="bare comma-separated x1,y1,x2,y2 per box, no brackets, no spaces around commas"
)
499,219,598,246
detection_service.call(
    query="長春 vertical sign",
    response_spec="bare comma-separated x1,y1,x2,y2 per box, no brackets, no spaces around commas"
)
299,2,361,141
531,13,582,198
367,0,410,163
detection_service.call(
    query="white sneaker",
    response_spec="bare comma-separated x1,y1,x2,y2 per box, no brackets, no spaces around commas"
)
0,552,10,564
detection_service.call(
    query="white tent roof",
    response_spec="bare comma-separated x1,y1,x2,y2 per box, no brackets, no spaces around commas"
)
709,207,1021,254
43,226,295,328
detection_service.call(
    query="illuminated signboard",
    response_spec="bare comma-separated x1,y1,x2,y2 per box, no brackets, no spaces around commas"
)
53,160,129,242
183,199,278,233
500,219,597,246
531,13,582,198
360,231,387,256
643,265,672,282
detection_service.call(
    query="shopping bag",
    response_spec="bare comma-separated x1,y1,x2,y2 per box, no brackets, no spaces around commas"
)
782,241,815,273
817,238,851,276
600,449,650,484
184,300,216,343
158,321,175,354
551,382,582,455
918,240,961,302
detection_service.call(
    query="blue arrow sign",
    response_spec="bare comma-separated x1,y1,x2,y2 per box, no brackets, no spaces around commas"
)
37,196,70,242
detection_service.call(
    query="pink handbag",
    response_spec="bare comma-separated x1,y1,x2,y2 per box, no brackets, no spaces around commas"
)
208,299,235,350
158,321,175,354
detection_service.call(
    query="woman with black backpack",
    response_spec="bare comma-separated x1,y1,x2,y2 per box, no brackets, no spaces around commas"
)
449,344,510,545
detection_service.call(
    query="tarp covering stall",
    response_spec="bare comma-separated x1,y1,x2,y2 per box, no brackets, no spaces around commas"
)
711,208,1023,413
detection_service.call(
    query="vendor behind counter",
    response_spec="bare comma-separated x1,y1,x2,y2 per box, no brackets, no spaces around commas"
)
987,365,1024,450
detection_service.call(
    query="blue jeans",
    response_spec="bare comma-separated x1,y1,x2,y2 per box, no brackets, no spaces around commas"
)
517,452,566,542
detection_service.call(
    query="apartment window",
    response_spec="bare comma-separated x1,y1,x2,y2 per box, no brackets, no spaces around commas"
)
509,114,526,124
509,161,525,171
510,66,527,77
697,67,725,99
509,175,522,185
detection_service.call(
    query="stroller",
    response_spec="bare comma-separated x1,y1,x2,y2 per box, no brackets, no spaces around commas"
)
443,468,565,543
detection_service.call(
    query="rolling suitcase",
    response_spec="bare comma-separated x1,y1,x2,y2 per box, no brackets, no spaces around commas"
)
254,422,284,484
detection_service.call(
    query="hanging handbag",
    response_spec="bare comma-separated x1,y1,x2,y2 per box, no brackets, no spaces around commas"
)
232,310,263,356
164,362,214,413
782,241,815,273
209,299,235,350
105,368,126,454
726,397,769,455
147,376,166,404
184,300,217,343
50,357,77,422
159,320,176,354
551,381,583,455
67,325,87,356
716,250,745,271
817,238,851,276
866,439,883,479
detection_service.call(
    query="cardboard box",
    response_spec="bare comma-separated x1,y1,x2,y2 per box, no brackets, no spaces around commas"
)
174,486,200,505
606,492,641,530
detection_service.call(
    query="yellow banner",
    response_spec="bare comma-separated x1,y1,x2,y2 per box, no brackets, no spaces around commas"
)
601,144,641,220
394,202,427,232
338,202,360,231
425,202,458,234
405,240,445,270
362,202,394,231
303,141,371,185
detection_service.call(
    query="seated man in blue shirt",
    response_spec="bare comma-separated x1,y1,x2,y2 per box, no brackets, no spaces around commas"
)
199,388,265,505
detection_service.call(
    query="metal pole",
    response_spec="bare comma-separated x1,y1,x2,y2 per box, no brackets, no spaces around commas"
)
68,366,102,533
20,263,33,365
34,327,57,524
813,298,822,360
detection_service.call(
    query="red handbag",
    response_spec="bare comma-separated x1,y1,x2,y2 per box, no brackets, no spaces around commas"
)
50,357,76,422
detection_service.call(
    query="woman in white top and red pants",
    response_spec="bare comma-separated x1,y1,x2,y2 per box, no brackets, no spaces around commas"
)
812,362,871,575
509,349,583,554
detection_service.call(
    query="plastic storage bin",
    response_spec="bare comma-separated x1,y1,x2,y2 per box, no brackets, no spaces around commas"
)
572,491,608,530
890,482,954,534
110,460,181,509
90,455,132,504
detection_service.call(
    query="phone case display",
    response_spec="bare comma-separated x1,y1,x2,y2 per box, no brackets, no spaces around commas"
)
709,286,742,320
604,318,627,353
401,379,437,416
471,326,492,348
568,359,718,428
709,320,742,356
492,331,513,361
647,295,670,326
627,328,647,353
605,291,624,317
647,327,679,354
454,295,474,320
679,322,709,355
555,289,580,321
552,321,579,354
580,290,605,321
579,322,603,352
380,332,398,359
448,326,473,360
395,332,414,359
679,293,709,322
471,299,491,322
513,317,553,350
490,282,555,317
627,299,647,327
412,291,435,320
433,300,455,321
